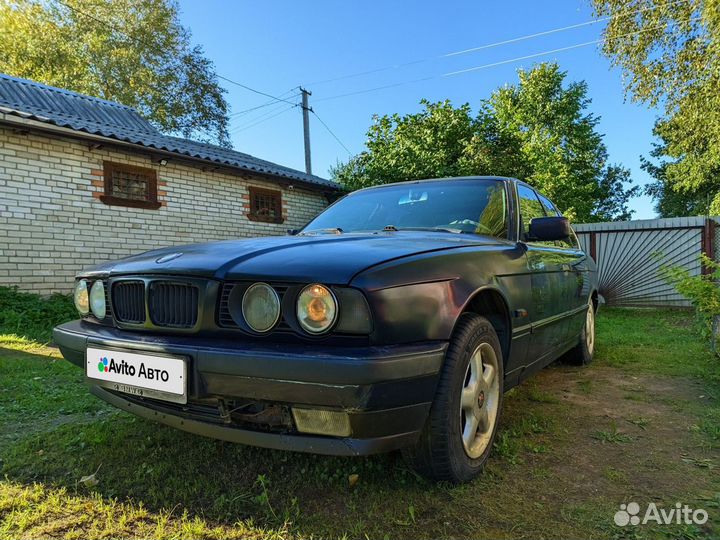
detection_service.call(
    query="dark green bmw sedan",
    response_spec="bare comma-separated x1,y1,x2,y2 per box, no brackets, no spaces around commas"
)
54,176,598,483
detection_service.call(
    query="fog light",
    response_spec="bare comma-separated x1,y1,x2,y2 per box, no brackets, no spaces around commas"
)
292,408,351,437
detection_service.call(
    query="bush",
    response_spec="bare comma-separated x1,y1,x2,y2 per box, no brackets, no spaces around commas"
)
0,286,76,343
659,254,720,344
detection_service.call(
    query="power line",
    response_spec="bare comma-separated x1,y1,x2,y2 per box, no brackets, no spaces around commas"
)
315,17,699,103
216,75,297,106
311,109,352,156
306,0,690,87
442,16,701,77
230,88,300,117
442,39,605,77
233,104,299,134
314,76,435,103
229,100,299,133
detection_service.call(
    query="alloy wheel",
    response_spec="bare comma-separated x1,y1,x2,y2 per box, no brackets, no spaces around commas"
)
586,301,595,355
459,342,500,459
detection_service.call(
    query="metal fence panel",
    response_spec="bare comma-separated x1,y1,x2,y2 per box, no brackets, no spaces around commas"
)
574,216,717,307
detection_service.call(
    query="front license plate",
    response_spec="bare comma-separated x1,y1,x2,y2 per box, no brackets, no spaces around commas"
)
86,346,187,404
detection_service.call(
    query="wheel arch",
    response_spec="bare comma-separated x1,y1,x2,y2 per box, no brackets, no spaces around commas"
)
456,286,512,366
590,289,599,311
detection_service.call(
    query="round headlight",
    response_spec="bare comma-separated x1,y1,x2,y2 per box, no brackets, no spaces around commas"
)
296,284,337,334
89,280,106,319
74,279,89,316
241,283,280,333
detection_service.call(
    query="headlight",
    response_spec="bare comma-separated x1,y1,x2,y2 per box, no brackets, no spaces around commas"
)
241,282,280,333
297,284,337,334
89,280,106,319
74,279,89,316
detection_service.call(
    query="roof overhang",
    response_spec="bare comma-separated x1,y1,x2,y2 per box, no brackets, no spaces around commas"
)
0,112,341,194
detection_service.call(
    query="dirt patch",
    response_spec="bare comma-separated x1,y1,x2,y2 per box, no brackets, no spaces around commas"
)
501,364,718,506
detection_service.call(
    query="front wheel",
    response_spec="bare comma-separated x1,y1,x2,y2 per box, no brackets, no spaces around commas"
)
404,314,504,483
563,299,596,365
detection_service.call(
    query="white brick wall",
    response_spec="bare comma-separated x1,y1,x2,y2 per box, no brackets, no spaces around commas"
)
0,126,329,294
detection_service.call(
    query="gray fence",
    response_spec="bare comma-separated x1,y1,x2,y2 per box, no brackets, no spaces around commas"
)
573,216,718,307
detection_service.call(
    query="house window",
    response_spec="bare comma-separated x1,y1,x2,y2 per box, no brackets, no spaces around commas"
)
247,187,283,223
100,161,160,209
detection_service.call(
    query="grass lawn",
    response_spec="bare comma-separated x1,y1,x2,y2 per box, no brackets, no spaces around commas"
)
1,308,719,539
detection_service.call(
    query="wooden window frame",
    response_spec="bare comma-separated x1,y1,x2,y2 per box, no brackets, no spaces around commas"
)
247,186,284,224
100,161,161,210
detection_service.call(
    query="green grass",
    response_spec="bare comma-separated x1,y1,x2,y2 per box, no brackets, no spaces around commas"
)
592,421,635,444
595,307,720,383
0,286,75,343
0,306,719,539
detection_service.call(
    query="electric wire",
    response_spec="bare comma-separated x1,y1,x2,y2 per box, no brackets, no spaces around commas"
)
311,109,352,155
306,0,690,86
314,17,699,103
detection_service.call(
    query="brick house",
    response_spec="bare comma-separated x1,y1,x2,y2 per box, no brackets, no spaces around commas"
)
0,73,340,295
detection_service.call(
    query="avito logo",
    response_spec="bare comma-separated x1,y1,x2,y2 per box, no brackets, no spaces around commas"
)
97,356,170,382
97,357,109,372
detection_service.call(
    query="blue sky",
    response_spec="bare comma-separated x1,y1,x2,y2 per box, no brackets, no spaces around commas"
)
177,0,661,219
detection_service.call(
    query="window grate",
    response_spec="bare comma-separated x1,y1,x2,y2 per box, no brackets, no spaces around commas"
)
101,161,160,210
111,169,151,201
247,187,283,223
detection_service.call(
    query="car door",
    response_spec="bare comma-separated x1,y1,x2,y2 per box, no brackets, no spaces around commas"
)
536,191,590,343
516,184,574,367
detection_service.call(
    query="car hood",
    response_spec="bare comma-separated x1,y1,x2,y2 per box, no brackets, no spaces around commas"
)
85,232,503,284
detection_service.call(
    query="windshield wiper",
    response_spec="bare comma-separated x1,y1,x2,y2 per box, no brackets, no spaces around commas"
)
383,226,465,234
298,227,343,236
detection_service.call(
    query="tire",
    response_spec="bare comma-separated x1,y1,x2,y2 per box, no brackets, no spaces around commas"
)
404,313,504,483
563,298,596,366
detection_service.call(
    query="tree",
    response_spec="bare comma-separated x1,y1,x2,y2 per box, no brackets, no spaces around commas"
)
0,0,230,146
333,63,637,222
592,0,720,215
642,133,716,217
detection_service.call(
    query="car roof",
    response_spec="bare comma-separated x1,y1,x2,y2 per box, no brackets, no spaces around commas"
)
352,176,516,193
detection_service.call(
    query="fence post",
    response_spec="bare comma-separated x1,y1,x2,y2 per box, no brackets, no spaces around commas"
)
702,218,716,274
590,231,597,262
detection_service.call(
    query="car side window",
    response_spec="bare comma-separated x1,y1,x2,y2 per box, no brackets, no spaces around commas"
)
537,193,559,217
517,184,546,241
536,192,581,250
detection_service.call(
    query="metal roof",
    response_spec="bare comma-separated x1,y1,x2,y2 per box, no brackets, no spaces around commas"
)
0,73,339,190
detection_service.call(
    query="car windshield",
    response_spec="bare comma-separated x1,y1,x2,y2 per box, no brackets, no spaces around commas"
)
301,179,508,237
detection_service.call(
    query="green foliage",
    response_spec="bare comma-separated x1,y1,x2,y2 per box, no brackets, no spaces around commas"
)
332,63,638,223
0,286,76,343
593,0,720,216
659,254,720,341
0,0,230,146
642,138,716,217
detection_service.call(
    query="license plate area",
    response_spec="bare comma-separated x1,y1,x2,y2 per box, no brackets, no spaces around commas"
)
86,346,187,404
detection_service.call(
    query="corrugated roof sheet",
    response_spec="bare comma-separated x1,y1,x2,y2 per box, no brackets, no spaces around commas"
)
0,73,338,189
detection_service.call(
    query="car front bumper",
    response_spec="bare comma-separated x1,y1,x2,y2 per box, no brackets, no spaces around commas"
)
53,320,447,455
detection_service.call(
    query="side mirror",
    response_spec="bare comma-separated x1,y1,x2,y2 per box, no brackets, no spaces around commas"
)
527,216,571,242
287,229,299,236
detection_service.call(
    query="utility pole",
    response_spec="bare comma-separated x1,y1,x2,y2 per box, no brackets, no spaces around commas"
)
300,87,312,175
